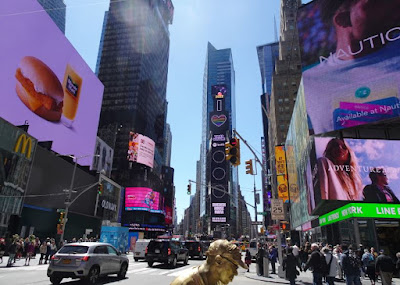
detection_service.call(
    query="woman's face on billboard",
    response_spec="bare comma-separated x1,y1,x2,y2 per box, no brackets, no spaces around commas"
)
332,140,349,164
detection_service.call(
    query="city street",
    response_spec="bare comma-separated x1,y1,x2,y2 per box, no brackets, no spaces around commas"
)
0,256,265,285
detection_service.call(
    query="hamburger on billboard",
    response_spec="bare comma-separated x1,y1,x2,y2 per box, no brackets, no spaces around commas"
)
298,0,400,135
307,137,400,214
0,0,104,166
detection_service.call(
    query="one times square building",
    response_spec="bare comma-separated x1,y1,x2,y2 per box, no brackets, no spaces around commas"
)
96,0,174,238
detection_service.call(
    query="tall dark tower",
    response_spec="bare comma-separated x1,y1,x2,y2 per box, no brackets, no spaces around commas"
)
37,0,66,34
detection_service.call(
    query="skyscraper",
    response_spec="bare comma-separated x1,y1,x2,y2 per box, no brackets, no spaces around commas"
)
201,43,238,238
38,0,66,34
96,0,174,238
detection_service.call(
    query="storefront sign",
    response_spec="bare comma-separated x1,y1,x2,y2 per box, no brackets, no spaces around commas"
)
319,203,400,226
14,134,33,159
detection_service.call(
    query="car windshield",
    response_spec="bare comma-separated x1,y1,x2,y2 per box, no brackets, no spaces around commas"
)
58,245,89,254
147,241,168,252
183,242,199,248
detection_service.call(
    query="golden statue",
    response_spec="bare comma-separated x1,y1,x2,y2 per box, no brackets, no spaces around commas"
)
170,239,248,285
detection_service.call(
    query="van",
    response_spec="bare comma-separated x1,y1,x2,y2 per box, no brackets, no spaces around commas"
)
248,239,258,259
133,239,151,261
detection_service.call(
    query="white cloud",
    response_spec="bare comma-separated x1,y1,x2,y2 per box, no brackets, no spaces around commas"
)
352,140,385,160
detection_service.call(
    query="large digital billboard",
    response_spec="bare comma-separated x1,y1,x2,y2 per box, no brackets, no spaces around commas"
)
298,0,400,135
0,0,104,166
127,132,155,168
125,187,163,213
308,137,400,213
91,137,113,177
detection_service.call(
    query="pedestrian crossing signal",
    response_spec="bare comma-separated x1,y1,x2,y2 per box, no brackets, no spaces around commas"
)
98,183,103,195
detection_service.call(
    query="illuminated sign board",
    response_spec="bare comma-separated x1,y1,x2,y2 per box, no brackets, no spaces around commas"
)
125,187,163,213
297,0,400,135
127,132,155,168
212,217,227,223
212,203,226,215
275,146,289,202
0,0,104,166
319,203,400,227
14,134,33,159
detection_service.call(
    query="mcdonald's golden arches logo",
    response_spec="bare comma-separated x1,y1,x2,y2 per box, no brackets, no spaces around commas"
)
14,134,33,159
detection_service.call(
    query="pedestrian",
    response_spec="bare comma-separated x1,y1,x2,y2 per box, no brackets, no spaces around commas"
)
283,247,302,285
49,239,57,259
6,240,17,267
25,240,35,266
256,244,265,276
39,240,47,265
323,246,338,285
34,237,40,259
0,238,5,264
375,250,395,285
299,246,308,269
304,243,325,285
44,238,51,264
245,249,252,272
269,245,278,274
396,252,400,277
292,243,300,260
341,244,362,285
362,248,376,285
333,246,344,281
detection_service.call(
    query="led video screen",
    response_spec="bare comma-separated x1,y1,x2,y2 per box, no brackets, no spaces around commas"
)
297,0,400,135
125,187,163,213
0,0,104,166
127,132,155,168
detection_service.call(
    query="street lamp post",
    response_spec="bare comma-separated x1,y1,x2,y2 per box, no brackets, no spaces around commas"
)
59,154,98,243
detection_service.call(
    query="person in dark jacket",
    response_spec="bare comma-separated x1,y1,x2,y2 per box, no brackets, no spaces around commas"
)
375,250,395,285
363,168,400,203
283,247,302,285
269,245,278,274
341,245,361,285
256,244,265,276
6,241,17,267
245,249,252,272
304,243,324,285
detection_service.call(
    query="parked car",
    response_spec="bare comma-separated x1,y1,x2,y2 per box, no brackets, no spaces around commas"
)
183,241,205,259
145,239,189,268
47,242,129,285
248,239,258,260
133,239,151,262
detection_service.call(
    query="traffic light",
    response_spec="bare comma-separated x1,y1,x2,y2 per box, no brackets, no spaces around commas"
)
280,221,290,231
245,160,254,175
58,211,65,224
225,138,240,166
98,183,103,195
260,226,265,235
187,183,191,195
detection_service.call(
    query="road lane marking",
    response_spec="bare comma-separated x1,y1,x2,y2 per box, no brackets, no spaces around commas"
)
136,269,158,274
127,267,151,274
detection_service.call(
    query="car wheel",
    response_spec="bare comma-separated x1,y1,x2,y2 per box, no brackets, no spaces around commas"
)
148,261,154,267
170,256,177,268
50,276,62,285
134,258,139,262
184,254,189,265
85,266,100,285
118,262,128,279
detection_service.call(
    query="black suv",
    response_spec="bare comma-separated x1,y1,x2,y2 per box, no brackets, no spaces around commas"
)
183,241,205,260
145,240,189,268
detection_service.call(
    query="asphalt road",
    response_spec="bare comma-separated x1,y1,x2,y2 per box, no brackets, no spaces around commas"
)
0,256,265,285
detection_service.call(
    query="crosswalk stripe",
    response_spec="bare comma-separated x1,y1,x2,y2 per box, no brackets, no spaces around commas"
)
136,269,158,274
167,267,193,277
127,267,151,274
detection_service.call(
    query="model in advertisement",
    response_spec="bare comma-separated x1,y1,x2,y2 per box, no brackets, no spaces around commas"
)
170,240,247,285
363,168,400,203
317,139,363,201
300,0,400,134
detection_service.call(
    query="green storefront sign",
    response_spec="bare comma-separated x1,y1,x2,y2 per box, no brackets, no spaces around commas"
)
319,203,400,227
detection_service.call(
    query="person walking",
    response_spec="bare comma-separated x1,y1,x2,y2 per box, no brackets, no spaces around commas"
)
25,240,35,266
269,245,278,274
396,252,400,278
256,244,265,276
245,249,252,272
362,248,376,285
375,250,395,285
304,243,325,285
341,245,362,285
0,238,5,264
283,247,302,285
39,240,47,265
323,247,338,285
6,240,17,267
44,238,51,264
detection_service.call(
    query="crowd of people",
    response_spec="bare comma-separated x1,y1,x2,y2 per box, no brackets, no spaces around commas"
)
248,241,400,285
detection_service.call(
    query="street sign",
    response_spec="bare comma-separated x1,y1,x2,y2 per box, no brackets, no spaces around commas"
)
257,212,267,215
270,199,285,220
251,221,263,225
56,208,65,213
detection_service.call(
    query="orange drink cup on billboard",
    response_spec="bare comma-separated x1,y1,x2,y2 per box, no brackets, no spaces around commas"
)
61,64,82,127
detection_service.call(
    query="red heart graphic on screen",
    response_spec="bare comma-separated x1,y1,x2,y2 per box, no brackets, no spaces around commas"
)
211,115,227,127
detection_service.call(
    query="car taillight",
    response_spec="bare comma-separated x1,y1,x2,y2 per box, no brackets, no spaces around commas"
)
145,247,148,254
78,256,90,262
51,255,59,261
168,248,171,255
198,246,201,252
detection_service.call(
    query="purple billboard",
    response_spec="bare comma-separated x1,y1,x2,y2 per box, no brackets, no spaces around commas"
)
125,187,163,213
307,137,400,214
0,0,104,166
298,0,400,135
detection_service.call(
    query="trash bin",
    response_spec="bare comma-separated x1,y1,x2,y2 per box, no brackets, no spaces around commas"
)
263,257,269,277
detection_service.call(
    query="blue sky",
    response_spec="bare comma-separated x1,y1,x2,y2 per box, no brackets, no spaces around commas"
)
64,0,283,223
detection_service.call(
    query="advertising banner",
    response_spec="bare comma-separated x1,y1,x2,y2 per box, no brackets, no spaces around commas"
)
164,206,173,225
100,226,129,253
298,0,400,135
127,132,155,168
91,137,113,177
286,145,300,203
308,137,400,213
0,0,104,166
319,203,400,227
275,146,289,202
125,187,163,213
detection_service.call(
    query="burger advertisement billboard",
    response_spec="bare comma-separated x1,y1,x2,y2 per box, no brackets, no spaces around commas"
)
297,0,400,135
307,137,400,214
125,187,163,214
0,0,104,166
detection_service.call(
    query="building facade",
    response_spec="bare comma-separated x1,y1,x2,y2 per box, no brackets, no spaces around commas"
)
38,0,66,34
